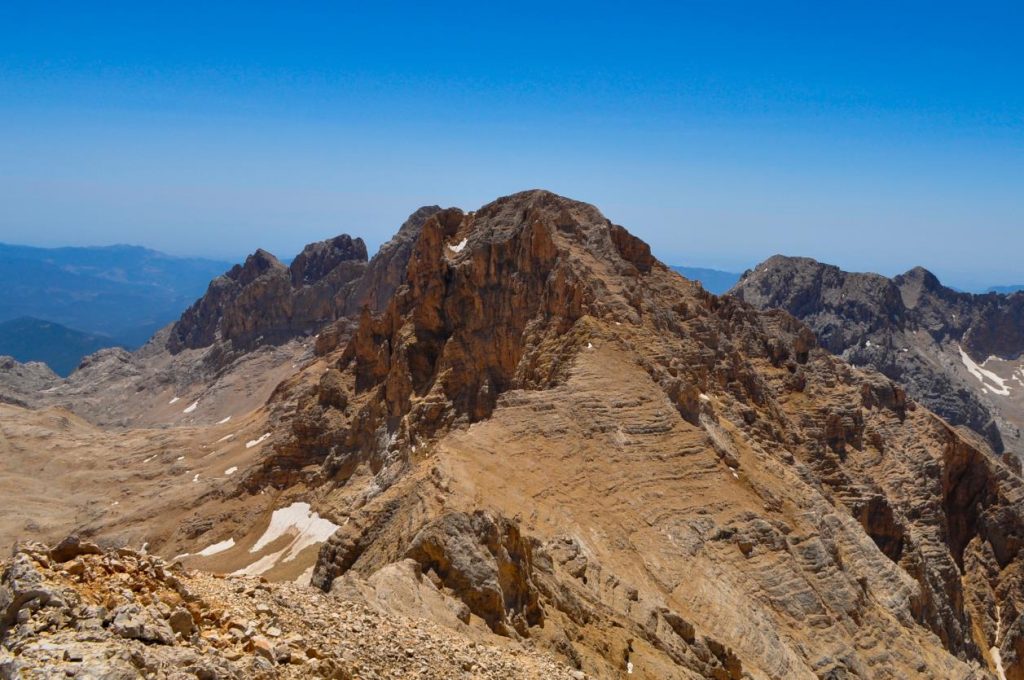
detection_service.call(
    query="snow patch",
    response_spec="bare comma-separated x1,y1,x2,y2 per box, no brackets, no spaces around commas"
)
217,433,235,443
240,502,340,575
224,466,238,476
168,396,180,405
993,603,1007,680
246,433,271,448
447,238,468,254
192,473,200,483
183,400,199,414
217,416,232,424
959,345,1011,396
196,538,235,557
143,455,155,463
294,565,315,586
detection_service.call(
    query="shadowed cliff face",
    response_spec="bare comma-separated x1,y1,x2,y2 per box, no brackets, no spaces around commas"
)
731,255,1024,459
226,190,1024,679
168,235,369,352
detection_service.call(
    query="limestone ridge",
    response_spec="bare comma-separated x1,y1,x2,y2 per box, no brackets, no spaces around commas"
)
166,208,445,360
8,191,1024,678
731,255,1024,457
263,190,661,483
0,208,443,425
235,190,1024,677
168,235,368,352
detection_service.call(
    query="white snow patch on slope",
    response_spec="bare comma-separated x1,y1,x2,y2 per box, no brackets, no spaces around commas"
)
217,433,235,443
192,473,200,483
196,538,235,557
245,502,340,571
232,548,288,577
168,396,180,405
246,433,271,448
959,345,1011,396
217,416,232,424
294,565,315,586
183,400,199,413
224,466,238,476
447,238,468,253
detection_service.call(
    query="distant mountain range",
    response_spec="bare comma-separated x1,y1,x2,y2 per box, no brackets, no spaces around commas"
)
0,243,232,348
0,317,118,377
989,284,1024,294
731,255,1024,458
0,243,232,372
670,265,741,295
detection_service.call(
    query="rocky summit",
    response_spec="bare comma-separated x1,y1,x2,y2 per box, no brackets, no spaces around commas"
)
731,256,1024,462
2,190,1023,679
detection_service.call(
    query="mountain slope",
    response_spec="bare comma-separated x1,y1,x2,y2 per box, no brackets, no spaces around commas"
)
0,316,120,376
196,190,1019,678
0,242,232,346
3,192,1024,679
730,255,1024,459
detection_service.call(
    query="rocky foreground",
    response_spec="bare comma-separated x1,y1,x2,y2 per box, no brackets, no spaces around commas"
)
0,538,581,679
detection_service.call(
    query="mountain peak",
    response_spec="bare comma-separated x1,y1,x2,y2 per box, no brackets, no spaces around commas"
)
169,235,367,353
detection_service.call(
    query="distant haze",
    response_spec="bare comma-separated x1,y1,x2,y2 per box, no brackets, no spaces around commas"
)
0,3,1021,291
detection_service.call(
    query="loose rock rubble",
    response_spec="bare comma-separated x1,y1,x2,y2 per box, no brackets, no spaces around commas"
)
0,538,582,679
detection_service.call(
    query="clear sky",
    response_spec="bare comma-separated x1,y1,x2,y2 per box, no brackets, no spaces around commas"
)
1,2,1021,289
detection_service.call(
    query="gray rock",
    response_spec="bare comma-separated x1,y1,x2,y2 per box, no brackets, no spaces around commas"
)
731,256,1024,456
110,604,175,645
50,535,103,563
168,607,195,638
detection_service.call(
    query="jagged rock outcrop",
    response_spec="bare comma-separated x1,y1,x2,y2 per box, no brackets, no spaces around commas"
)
232,190,1024,678
397,511,543,635
168,209,445,358
0,356,59,407
0,210,440,428
731,255,1024,458
0,541,582,679
168,235,368,352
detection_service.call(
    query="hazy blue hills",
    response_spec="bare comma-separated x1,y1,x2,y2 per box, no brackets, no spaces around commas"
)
0,317,119,377
988,285,1024,294
670,266,742,295
0,243,232,350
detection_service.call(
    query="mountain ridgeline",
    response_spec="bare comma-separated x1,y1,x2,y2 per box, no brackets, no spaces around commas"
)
731,255,1024,459
3,192,1024,679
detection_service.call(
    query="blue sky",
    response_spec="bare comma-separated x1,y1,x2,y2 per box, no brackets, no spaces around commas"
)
1,2,1021,289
